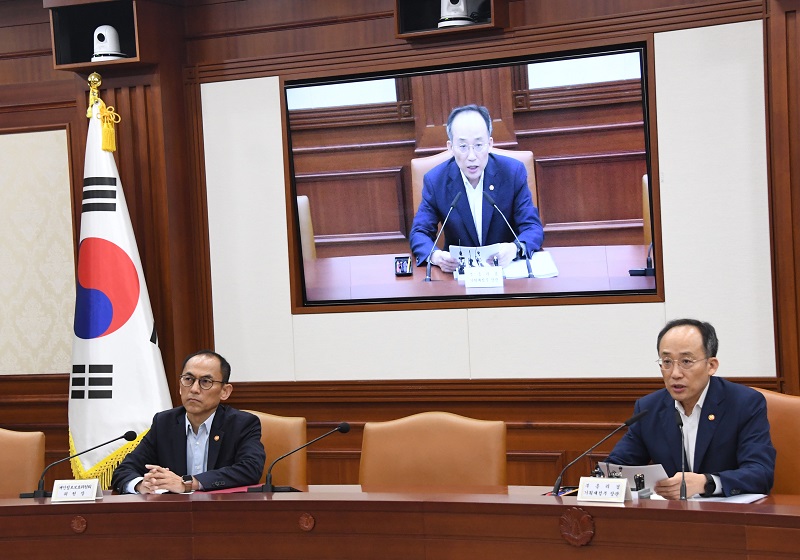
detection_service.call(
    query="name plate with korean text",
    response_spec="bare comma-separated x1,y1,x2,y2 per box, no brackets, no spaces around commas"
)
463,266,503,288
51,479,103,502
576,477,632,503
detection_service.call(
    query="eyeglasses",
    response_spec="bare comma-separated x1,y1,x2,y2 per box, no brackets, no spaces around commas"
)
453,142,489,155
179,374,225,390
656,357,709,371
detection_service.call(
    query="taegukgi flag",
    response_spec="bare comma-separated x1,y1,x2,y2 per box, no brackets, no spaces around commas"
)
69,77,171,488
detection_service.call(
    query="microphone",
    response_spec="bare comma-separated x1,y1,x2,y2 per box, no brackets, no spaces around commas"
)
551,410,648,496
20,430,137,498
248,422,350,493
675,409,687,500
481,190,533,278
424,191,463,282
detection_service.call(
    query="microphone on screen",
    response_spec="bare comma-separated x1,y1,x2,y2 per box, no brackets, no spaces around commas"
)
20,430,138,498
424,191,463,282
482,190,533,278
248,422,351,493
551,410,648,496
675,409,687,501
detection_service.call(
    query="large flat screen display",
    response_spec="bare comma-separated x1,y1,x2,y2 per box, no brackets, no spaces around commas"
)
283,43,658,309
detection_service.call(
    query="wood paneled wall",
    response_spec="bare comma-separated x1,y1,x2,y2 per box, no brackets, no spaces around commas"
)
1,0,798,488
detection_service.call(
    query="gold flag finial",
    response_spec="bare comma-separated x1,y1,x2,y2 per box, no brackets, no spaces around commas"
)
86,72,102,117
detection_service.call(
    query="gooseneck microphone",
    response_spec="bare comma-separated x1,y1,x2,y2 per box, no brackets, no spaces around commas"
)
248,422,350,493
20,430,137,498
424,191,463,282
675,409,687,500
481,190,533,278
551,410,648,496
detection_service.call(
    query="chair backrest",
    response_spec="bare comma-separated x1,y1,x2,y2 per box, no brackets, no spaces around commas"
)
359,411,507,487
752,388,800,494
243,410,307,488
410,148,538,215
0,428,45,498
642,174,652,246
297,195,316,260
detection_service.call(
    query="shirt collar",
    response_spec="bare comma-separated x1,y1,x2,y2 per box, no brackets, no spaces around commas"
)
186,410,216,435
674,379,711,418
459,170,484,191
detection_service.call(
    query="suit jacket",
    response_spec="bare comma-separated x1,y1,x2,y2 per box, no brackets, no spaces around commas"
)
409,153,544,266
111,404,266,493
607,376,775,496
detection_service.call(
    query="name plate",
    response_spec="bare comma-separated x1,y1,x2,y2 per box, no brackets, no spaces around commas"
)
51,479,103,502
463,266,503,288
576,476,631,503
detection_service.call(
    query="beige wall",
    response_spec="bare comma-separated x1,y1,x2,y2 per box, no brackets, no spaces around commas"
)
0,129,74,375
202,20,773,382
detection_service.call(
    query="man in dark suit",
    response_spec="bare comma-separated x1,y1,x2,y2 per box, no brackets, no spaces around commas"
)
607,319,775,498
409,104,544,271
111,350,266,494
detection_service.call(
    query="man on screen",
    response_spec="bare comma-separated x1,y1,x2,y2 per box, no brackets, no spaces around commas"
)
606,319,775,498
111,350,265,494
409,104,544,272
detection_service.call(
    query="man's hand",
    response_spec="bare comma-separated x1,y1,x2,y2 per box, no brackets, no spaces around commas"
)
136,464,186,494
490,242,519,268
431,250,459,273
654,472,706,500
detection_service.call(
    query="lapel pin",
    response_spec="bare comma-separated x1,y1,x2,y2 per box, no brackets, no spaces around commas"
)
708,414,715,421
214,435,220,441
489,184,494,191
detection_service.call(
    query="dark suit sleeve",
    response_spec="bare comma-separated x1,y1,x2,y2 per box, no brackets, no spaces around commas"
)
508,162,543,256
715,391,775,496
410,171,445,266
606,399,652,467
111,413,161,494
194,410,266,490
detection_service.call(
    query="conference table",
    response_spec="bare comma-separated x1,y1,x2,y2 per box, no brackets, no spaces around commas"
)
2,485,799,559
303,245,656,302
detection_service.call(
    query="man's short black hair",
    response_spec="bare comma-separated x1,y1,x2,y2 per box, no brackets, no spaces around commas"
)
446,104,492,142
181,349,231,383
657,319,719,358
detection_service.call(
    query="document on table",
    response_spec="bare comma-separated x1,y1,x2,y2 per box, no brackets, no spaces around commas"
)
449,244,559,279
597,462,668,491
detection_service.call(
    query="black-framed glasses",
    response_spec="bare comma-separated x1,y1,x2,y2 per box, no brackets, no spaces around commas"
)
656,357,709,371
179,374,225,390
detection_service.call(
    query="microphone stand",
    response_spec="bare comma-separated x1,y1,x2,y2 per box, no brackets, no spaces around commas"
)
424,191,462,282
482,191,533,278
675,409,687,501
551,410,648,496
21,431,137,498
248,423,350,493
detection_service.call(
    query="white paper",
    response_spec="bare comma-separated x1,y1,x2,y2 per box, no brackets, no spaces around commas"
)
449,244,559,279
597,462,669,491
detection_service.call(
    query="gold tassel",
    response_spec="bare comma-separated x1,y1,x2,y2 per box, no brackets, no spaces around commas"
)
69,428,146,490
85,74,121,153
97,99,121,153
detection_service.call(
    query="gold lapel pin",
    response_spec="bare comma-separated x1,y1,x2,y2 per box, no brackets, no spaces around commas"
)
708,414,715,421
214,435,220,441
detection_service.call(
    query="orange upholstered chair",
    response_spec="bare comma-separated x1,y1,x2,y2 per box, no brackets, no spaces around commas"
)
243,411,307,488
752,388,800,494
359,411,507,487
0,427,45,498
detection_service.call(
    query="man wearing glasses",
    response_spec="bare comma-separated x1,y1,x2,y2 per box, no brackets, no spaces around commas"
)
607,319,775,499
111,350,266,494
410,104,544,272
